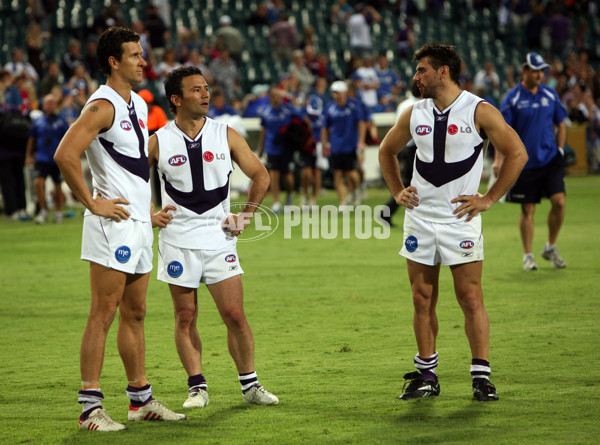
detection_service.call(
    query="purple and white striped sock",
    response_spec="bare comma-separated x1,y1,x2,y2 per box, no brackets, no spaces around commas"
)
470,358,491,381
415,352,439,382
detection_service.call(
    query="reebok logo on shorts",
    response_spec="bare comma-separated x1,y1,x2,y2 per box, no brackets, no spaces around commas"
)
405,236,418,252
115,246,131,263
167,261,183,278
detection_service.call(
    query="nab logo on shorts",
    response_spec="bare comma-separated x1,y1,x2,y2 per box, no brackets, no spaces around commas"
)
225,254,236,263
460,240,475,249
415,125,432,136
115,245,131,263
405,236,418,253
169,155,187,166
139,118,145,129
120,120,132,131
167,261,183,278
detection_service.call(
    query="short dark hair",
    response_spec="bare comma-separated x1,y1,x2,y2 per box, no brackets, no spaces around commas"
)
413,42,462,86
163,66,204,114
97,26,140,76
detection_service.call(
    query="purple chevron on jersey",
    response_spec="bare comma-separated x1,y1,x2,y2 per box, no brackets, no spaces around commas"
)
162,135,230,215
99,103,149,182
415,108,483,188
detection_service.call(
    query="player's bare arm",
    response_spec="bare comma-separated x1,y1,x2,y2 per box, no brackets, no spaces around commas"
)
224,127,270,236
379,105,419,209
54,100,132,222
452,101,528,221
147,134,176,228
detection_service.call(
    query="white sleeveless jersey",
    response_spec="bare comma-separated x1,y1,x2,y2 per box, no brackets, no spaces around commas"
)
84,85,151,221
409,91,485,223
155,118,234,250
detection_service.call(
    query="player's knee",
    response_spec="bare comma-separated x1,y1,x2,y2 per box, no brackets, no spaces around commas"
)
175,307,196,327
457,292,483,313
120,303,146,323
412,292,433,312
222,307,247,329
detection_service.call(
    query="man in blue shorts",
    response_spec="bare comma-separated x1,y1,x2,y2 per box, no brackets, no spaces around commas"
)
257,86,297,213
322,80,366,209
494,52,568,271
25,94,69,224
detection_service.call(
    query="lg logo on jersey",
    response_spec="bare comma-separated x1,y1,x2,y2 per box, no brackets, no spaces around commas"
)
203,151,226,162
448,124,472,135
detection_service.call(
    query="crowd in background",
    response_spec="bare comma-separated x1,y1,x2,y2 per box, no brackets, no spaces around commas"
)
2,0,600,220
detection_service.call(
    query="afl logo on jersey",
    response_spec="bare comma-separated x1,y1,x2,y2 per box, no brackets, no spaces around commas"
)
167,261,183,278
203,151,214,162
120,120,132,131
115,245,131,263
138,118,145,129
448,124,458,135
460,240,475,249
225,254,237,263
169,155,187,166
415,125,432,136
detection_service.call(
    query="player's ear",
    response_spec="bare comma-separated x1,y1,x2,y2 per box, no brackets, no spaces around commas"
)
170,94,182,108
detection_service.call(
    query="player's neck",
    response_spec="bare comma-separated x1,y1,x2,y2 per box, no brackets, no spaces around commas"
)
106,77,134,104
433,84,462,111
175,115,206,139
521,81,539,95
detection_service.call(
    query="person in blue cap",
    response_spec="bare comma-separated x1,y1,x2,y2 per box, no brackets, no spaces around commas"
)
494,52,568,271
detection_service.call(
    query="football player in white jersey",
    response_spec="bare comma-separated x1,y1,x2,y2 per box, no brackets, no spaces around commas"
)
55,26,186,431
379,42,528,402
148,66,278,408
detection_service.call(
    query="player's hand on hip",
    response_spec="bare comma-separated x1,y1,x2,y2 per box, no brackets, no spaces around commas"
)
90,193,131,222
451,193,492,221
152,205,176,228
395,186,419,209
222,213,252,237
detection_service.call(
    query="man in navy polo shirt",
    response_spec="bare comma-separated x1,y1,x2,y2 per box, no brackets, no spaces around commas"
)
257,86,298,213
321,80,366,209
494,52,568,271
25,94,70,224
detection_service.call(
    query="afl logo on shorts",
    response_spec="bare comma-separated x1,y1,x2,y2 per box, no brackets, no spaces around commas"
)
167,261,183,278
203,151,214,162
225,254,236,263
138,118,145,129
405,236,418,253
115,245,131,263
415,125,432,136
460,240,475,249
120,120,132,131
169,155,187,166
448,124,458,135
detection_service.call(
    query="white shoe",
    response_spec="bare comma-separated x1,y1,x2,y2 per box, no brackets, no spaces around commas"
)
128,400,188,421
523,255,539,271
182,388,209,408
35,209,48,225
79,408,127,431
54,211,64,224
541,245,566,268
272,202,282,214
243,385,279,405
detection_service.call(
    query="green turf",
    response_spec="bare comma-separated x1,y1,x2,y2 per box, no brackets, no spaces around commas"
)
1,176,599,444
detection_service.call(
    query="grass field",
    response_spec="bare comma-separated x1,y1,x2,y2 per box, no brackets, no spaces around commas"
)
1,175,599,444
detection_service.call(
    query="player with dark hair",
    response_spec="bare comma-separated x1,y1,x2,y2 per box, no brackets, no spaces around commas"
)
494,52,568,271
54,26,186,431
379,42,528,401
149,66,278,408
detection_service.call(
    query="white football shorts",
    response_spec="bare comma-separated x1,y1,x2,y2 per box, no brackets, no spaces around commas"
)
157,240,244,288
81,215,153,274
400,211,484,266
